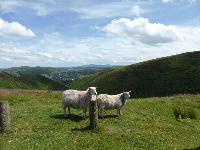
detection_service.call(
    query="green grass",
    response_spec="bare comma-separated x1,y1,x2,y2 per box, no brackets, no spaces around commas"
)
173,107,197,120
70,51,200,98
0,91,200,149
69,73,100,90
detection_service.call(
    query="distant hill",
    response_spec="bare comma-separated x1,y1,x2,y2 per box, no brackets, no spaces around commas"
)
4,66,66,76
70,51,200,98
4,65,114,86
0,71,66,90
73,64,115,68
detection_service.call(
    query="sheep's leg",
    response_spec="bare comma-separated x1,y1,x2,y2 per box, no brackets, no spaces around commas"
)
117,109,120,116
68,106,71,115
82,108,86,119
84,108,87,118
119,108,122,116
99,108,104,118
98,107,100,117
62,100,67,117
63,107,67,117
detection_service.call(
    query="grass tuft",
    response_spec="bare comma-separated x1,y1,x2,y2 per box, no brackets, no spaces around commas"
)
173,107,197,120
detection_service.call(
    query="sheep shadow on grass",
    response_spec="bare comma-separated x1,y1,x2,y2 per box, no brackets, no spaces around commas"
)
71,126,102,132
99,114,118,119
184,146,200,150
50,114,85,122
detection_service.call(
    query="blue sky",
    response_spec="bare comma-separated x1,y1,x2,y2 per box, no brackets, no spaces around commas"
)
0,0,199,68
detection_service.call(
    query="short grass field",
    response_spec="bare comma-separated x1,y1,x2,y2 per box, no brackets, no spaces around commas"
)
0,90,200,150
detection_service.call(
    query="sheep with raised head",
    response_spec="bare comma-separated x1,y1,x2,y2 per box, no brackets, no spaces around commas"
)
97,91,131,118
62,87,97,119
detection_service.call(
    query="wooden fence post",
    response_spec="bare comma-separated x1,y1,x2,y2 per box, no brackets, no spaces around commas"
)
89,99,98,129
0,101,10,132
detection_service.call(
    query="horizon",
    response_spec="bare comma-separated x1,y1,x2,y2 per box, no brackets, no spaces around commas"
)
0,63,119,69
0,50,199,69
0,0,200,68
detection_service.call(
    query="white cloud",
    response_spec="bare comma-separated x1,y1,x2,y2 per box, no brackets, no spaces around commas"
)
0,0,66,17
103,17,183,44
0,42,56,68
0,0,146,18
131,5,143,17
162,0,200,3
1,25,200,68
0,0,19,13
0,18,35,37
71,1,145,19
162,0,173,3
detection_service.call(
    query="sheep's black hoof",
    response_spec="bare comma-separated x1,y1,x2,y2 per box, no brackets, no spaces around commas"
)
82,115,86,119
98,115,104,119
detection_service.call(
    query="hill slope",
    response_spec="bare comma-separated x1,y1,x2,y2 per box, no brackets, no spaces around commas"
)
70,51,200,98
0,71,66,90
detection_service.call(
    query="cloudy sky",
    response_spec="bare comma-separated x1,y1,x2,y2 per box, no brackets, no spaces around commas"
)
0,0,200,68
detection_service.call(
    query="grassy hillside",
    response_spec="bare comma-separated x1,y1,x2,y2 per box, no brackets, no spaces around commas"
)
69,73,101,90
5,66,57,76
70,51,200,98
0,71,66,90
0,91,200,149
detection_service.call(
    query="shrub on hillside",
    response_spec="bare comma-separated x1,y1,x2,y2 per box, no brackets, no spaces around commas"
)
173,107,197,120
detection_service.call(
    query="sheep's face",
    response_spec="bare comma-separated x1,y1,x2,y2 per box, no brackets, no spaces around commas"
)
88,87,97,96
123,91,131,99
88,87,97,101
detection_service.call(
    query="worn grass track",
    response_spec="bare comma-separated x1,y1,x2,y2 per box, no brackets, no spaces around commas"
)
0,91,200,149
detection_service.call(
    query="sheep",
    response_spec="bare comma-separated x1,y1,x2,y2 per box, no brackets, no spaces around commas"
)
62,87,97,119
97,91,131,118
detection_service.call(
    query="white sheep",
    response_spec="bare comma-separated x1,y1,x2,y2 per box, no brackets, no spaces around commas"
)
62,87,97,119
97,91,131,117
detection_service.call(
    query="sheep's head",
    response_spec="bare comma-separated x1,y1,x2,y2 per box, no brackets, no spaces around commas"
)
88,87,97,95
87,87,98,101
123,91,131,99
